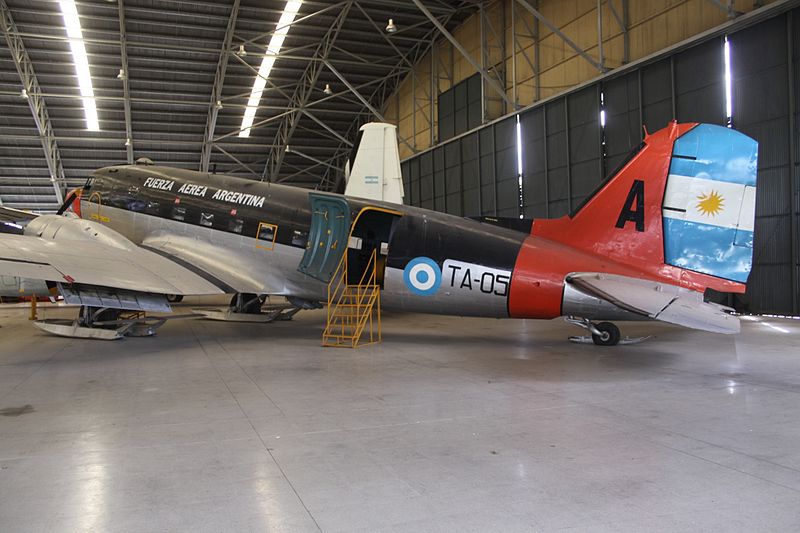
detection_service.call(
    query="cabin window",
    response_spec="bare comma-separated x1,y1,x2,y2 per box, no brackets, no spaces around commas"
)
171,206,186,221
200,212,214,227
228,218,244,234
256,222,277,250
145,201,160,216
291,230,308,248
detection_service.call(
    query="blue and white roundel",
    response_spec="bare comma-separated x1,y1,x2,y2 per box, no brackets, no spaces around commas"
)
403,257,442,296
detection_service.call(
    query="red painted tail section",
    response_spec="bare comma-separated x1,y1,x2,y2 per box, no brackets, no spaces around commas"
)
508,122,745,320
532,123,685,274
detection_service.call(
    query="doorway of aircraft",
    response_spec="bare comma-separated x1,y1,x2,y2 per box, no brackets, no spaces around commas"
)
298,193,351,282
346,207,402,287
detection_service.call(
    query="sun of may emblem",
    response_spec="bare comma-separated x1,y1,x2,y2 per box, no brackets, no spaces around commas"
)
696,190,725,217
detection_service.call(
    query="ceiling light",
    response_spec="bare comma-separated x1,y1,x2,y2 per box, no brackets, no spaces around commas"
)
237,44,247,57
215,100,223,110
20,88,28,99
386,18,397,33
323,83,332,95
239,1,302,138
58,0,100,131
117,68,126,80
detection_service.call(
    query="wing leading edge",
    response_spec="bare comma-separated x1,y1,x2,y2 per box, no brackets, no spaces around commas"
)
0,215,224,297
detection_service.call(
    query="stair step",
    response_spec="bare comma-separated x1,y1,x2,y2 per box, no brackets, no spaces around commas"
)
324,259,380,348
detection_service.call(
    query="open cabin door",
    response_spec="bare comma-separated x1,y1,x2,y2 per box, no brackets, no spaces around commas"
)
298,193,351,282
346,207,402,287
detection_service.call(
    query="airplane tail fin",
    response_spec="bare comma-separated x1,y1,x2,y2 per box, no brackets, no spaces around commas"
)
532,122,758,293
344,122,404,204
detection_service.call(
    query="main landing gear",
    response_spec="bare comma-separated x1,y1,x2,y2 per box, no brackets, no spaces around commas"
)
193,293,302,323
33,306,168,340
565,316,650,346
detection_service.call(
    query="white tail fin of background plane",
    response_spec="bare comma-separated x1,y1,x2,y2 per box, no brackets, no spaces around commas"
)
344,122,404,204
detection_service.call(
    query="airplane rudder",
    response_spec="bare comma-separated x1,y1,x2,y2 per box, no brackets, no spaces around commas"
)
661,124,758,283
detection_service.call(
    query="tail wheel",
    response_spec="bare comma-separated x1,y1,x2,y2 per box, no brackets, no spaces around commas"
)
591,322,621,346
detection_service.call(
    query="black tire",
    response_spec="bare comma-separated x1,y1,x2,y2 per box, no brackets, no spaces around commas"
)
591,322,621,346
87,307,122,329
230,293,264,314
166,294,183,303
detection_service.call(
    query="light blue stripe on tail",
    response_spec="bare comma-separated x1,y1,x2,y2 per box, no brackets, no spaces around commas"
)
663,219,753,283
669,124,758,186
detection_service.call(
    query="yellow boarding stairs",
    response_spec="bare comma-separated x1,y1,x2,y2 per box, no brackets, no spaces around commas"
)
323,249,381,348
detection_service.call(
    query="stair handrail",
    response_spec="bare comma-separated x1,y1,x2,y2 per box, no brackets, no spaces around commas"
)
326,249,348,330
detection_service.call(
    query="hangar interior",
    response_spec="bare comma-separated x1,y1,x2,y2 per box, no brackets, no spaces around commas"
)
2,0,800,531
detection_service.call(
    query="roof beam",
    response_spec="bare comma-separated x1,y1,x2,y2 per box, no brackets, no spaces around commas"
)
705,0,741,19
200,0,240,173
322,59,415,154
513,0,605,73
117,0,134,163
411,0,514,108
322,60,387,121
261,2,353,181
315,7,467,191
0,0,65,204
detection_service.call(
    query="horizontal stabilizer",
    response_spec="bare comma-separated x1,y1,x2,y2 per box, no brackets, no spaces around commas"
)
566,272,740,334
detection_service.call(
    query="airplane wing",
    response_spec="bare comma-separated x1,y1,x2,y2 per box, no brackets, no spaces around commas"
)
0,206,38,223
141,234,262,294
566,272,740,334
0,221,224,298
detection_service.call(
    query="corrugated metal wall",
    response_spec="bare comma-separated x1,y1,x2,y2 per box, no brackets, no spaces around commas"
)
401,5,800,315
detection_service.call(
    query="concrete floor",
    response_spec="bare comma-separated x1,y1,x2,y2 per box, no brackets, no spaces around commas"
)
1,303,799,532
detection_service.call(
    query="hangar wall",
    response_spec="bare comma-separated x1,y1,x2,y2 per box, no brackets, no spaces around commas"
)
398,3,800,315
385,0,776,160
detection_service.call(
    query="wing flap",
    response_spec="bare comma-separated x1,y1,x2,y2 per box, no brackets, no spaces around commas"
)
58,284,171,312
567,272,740,334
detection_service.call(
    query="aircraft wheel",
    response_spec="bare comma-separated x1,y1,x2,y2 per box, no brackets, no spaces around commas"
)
230,293,264,314
591,322,620,346
166,294,183,303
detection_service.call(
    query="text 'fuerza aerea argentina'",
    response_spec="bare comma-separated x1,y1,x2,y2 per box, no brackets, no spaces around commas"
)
143,177,266,208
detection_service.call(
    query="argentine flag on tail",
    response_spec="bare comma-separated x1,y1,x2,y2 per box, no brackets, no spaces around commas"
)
662,124,758,283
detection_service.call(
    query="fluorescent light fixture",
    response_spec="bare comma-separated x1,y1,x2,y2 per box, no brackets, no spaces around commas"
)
515,115,523,176
59,0,99,131
599,90,606,127
516,115,524,219
239,1,303,137
724,36,732,126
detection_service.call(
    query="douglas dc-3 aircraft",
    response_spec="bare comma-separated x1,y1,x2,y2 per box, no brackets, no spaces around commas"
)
0,121,757,345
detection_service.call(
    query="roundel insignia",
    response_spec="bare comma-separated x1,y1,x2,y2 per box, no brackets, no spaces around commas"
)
403,257,442,296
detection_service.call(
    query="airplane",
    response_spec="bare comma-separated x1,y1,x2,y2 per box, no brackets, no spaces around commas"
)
0,121,757,345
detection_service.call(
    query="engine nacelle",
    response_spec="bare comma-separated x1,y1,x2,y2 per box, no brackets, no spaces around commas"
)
24,215,135,251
